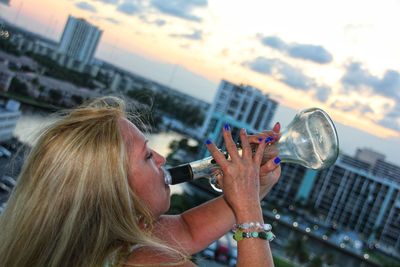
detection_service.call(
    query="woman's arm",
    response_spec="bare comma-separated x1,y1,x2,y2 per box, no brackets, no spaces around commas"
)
154,128,280,264
209,126,275,266
154,153,280,255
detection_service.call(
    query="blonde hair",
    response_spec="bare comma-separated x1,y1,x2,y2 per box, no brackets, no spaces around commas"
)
0,97,187,267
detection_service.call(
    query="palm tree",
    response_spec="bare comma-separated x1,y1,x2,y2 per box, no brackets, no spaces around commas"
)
284,237,309,264
323,253,335,266
307,256,323,267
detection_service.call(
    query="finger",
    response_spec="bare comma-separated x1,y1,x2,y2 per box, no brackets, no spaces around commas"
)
253,136,268,165
247,134,265,144
272,122,281,133
262,166,281,187
239,128,252,159
205,139,229,167
222,123,240,162
265,145,279,159
265,165,281,184
260,156,281,173
248,131,280,144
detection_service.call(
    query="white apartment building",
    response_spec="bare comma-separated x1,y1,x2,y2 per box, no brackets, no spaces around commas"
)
0,63,14,92
200,80,277,154
58,16,102,64
264,148,400,257
0,99,21,142
308,155,400,255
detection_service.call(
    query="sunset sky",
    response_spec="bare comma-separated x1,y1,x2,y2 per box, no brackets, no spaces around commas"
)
0,0,399,164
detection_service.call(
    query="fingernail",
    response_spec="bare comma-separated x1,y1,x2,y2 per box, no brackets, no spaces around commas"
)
258,137,263,142
224,123,230,131
205,139,212,145
242,128,247,134
274,157,281,165
265,136,274,143
273,122,281,133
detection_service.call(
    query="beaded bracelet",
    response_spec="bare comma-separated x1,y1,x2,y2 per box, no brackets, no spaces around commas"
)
233,222,272,232
233,230,275,242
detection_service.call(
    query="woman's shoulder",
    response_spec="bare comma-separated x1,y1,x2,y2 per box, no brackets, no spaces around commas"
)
124,246,197,267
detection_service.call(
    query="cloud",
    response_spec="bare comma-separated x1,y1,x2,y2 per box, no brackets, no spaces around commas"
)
116,1,142,15
261,36,287,50
170,29,203,40
338,63,400,131
91,14,121,24
330,100,374,114
331,98,400,132
279,63,314,89
104,17,120,24
378,105,400,132
93,0,119,4
260,35,333,64
288,44,333,64
150,0,207,22
243,56,275,74
138,15,167,26
154,19,166,26
243,56,332,102
75,1,97,13
341,62,400,100
243,57,314,90
314,86,332,102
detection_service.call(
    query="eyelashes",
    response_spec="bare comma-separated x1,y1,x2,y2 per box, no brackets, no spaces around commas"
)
146,151,154,160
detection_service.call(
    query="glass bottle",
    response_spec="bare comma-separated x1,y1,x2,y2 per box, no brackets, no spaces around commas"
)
164,108,339,191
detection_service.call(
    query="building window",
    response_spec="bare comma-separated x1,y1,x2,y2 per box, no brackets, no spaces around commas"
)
229,99,239,109
254,104,267,130
246,101,259,124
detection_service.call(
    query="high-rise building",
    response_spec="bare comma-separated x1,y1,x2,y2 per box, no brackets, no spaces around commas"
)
266,163,308,207
355,148,385,167
0,99,21,142
199,80,278,155
0,0,11,6
308,155,400,254
0,64,14,92
58,16,102,64
264,150,400,256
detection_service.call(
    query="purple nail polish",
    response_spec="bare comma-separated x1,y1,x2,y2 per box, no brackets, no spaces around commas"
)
258,137,263,142
265,136,274,143
224,123,230,131
274,157,281,165
206,139,212,145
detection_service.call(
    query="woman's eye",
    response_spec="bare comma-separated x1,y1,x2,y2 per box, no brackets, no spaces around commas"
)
146,152,154,160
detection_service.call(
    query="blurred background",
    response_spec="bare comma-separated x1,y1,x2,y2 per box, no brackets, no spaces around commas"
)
0,0,399,266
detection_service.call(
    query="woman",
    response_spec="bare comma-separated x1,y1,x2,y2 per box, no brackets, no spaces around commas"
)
0,96,281,267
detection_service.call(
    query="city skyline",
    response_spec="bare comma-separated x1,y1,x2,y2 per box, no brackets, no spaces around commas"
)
0,0,399,164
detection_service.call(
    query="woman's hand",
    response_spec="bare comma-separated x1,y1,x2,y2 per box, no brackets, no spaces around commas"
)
206,125,267,219
247,123,282,199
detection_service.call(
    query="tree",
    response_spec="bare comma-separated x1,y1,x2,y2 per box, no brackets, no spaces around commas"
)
9,77,29,95
285,237,309,264
307,256,323,267
31,77,40,85
323,253,335,266
48,89,62,103
71,95,84,105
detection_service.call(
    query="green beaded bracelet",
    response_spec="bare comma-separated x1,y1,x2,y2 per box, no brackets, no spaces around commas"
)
233,230,275,242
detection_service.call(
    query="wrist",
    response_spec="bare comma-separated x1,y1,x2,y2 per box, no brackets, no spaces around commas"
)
235,205,263,223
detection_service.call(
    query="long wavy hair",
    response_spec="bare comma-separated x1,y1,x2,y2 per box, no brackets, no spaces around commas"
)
0,97,186,267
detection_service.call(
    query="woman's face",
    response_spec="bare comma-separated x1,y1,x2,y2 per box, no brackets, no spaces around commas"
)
119,118,170,218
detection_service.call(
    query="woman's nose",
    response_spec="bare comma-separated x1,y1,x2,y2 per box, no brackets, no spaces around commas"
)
153,150,166,166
